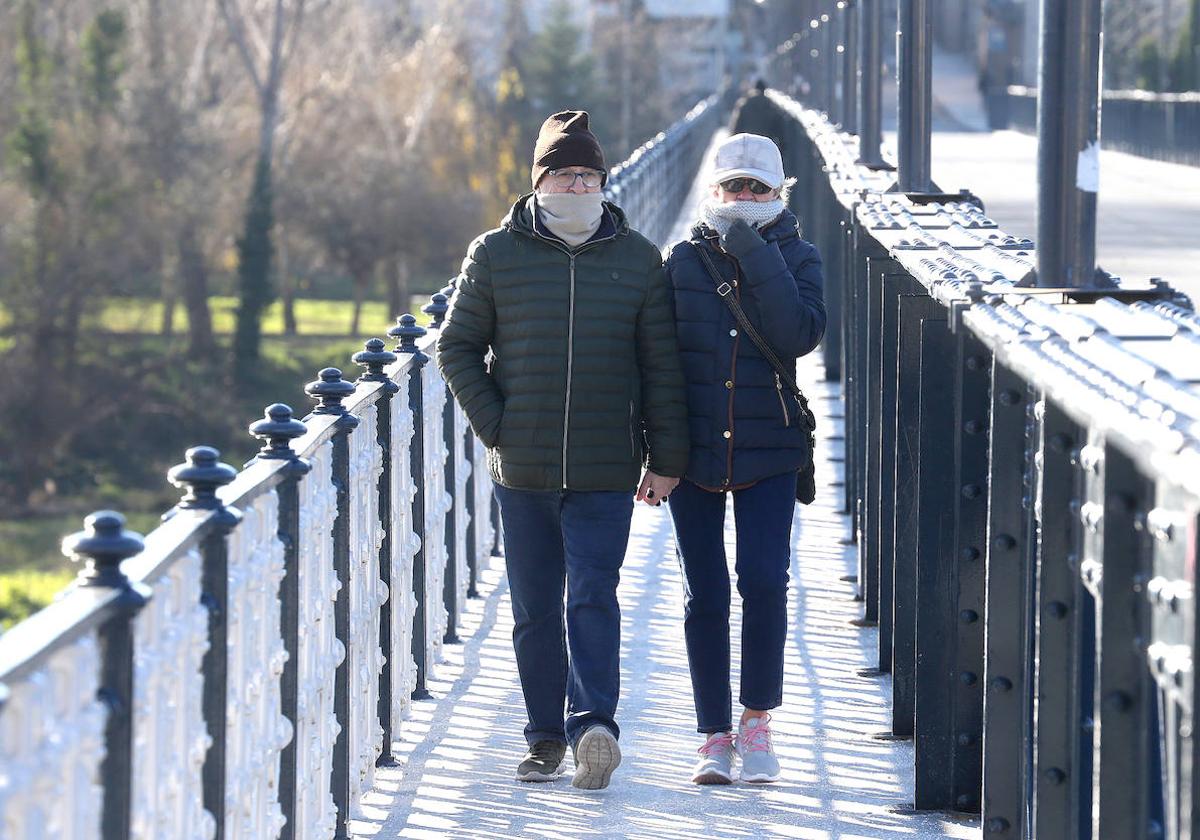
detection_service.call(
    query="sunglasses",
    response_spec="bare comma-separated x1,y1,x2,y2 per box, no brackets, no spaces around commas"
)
720,177,774,195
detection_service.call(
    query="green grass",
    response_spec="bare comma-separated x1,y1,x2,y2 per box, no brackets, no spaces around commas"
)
0,570,77,629
93,296,404,337
0,512,162,627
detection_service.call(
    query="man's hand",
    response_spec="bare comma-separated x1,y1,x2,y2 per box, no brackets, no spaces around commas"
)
636,470,680,507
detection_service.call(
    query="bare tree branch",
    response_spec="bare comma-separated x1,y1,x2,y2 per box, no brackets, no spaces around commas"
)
216,0,264,94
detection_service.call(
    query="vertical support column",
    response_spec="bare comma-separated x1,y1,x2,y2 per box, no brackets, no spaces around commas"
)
1084,440,1157,840
304,368,360,839
858,0,885,165
841,0,859,135
1031,400,1087,839
352,339,401,768
873,267,912,675
896,0,934,192
823,8,838,120
1035,0,1103,288
62,512,150,840
246,404,310,837
168,447,241,840
945,324,990,814
855,243,886,629
890,292,941,740
912,315,964,810
980,365,1034,835
392,315,432,700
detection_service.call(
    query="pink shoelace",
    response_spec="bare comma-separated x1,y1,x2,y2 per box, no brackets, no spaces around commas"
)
738,715,773,753
698,731,735,757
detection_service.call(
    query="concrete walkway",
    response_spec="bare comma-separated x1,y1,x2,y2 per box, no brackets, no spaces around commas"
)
348,349,976,839
347,129,978,839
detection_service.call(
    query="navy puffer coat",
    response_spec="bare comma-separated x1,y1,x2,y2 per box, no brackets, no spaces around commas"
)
662,208,826,490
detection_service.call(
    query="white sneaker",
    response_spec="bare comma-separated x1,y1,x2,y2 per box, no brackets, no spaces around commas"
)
737,714,781,783
692,731,736,784
571,726,621,790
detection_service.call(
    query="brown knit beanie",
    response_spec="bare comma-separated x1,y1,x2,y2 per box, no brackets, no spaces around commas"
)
531,110,607,189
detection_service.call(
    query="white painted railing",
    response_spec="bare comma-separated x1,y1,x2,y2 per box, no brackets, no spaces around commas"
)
0,311,499,840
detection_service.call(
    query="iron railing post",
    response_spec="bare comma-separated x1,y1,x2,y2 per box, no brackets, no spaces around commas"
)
423,293,463,646
391,315,433,700
62,512,150,840
246,404,310,838
351,339,401,769
1035,0,1103,287
896,0,934,191
167,446,241,840
304,367,360,840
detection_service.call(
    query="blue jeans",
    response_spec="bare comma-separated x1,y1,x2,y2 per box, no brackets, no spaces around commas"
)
667,471,795,733
492,483,633,747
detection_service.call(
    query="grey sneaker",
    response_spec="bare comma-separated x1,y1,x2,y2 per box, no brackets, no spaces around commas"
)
737,714,781,783
571,725,622,790
516,740,567,782
692,731,736,784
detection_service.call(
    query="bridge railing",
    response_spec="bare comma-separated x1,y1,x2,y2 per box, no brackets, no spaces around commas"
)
0,311,496,840
605,89,731,248
0,93,726,840
1006,84,1200,167
771,87,1200,839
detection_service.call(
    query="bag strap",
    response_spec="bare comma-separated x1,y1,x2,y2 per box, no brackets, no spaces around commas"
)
690,240,817,433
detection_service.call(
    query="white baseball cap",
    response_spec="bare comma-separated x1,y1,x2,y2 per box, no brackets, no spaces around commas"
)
710,133,785,190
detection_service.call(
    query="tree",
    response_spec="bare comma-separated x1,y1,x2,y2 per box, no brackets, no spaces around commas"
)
216,0,308,371
524,1,598,115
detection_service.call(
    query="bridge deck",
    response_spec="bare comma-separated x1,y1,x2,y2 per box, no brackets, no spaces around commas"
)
349,131,977,838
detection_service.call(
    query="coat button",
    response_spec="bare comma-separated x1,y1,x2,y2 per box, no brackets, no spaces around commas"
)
725,380,733,389
611,271,620,279
729,329,738,337
723,430,732,439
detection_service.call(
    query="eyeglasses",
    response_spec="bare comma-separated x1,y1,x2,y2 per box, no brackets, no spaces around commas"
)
548,168,605,189
720,177,774,195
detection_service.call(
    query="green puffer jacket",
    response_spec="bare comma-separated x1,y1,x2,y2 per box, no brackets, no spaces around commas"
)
437,195,689,492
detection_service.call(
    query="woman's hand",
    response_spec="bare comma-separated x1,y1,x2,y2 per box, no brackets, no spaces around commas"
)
720,218,767,258
636,470,680,506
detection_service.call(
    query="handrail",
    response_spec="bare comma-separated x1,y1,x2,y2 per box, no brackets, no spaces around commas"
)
1006,84,1200,166
772,86,1200,837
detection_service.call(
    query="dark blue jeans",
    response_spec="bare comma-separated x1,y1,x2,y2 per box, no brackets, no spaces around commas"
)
492,482,633,747
667,471,795,733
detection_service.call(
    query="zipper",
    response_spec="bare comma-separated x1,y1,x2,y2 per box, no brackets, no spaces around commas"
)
517,219,618,490
775,373,791,427
563,255,576,488
629,400,637,458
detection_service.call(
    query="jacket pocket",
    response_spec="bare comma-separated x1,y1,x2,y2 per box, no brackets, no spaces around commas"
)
774,373,791,427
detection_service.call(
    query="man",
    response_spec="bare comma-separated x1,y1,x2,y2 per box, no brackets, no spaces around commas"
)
437,111,688,790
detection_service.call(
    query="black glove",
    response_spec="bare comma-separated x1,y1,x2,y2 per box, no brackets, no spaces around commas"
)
720,218,766,258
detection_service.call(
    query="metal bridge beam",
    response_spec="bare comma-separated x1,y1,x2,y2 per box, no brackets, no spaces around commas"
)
858,0,885,166
896,0,933,192
1035,0,1103,287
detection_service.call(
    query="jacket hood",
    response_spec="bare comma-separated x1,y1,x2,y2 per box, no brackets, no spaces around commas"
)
503,192,630,240
691,206,801,247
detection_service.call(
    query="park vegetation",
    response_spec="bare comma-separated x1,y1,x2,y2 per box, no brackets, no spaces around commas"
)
0,0,671,614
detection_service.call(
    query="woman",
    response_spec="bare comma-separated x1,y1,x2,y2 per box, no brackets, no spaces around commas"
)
662,132,826,785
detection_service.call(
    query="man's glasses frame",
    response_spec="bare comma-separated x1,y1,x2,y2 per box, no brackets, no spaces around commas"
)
547,168,605,189
720,177,775,195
